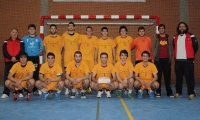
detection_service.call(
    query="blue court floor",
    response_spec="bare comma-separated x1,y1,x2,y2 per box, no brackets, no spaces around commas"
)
0,84,200,120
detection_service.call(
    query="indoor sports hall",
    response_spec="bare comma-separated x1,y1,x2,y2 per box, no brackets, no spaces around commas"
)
0,0,200,120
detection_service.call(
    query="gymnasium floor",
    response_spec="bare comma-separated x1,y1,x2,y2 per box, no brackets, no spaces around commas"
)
0,84,199,120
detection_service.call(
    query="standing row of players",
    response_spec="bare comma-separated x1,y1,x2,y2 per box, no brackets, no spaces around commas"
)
2,21,198,101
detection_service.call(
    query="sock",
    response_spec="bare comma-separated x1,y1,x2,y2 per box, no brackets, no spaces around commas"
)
72,89,76,93
81,90,85,93
41,89,47,93
139,89,143,92
27,91,31,95
57,90,61,93
128,90,132,94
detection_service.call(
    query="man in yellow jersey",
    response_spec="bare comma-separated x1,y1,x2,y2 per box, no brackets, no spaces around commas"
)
65,51,90,99
91,52,118,98
62,21,80,67
134,51,159,98
115,50,134,99
35,52,64,100
131,26,154,65
5,52,35,101
43,24,63,66
114,25,133,62
78,26,98,93
95,27,116,65
62,21,80,95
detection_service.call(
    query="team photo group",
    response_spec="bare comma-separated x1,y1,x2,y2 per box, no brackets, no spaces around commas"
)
1,21,198,101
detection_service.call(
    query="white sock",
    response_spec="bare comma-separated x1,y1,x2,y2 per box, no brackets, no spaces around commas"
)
81,90,85,93
57,90,61,93
128,90,132,94
139,89,143,92
72,89,76,93
41,89,47,93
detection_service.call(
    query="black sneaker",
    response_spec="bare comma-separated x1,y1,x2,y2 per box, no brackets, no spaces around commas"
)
81,92,86,99
156,93,161,98
70,92,76,99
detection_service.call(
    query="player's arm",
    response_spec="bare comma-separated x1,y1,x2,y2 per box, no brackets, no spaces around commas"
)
112,48,116,64
78,43,81,50
111,72,116,82
91,72,97,83
39,73,46,82
95,48,98,64
60,46,63,54
135,72,145,84
66,71,74,82
151,73,158,82
125,71,133,80
18,72,34,82
76,72,89,82
7,72,17,83
116,72,123,83
49,75,62,82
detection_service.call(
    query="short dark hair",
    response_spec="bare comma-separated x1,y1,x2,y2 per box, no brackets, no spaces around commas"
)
68,21,75,27
120,50,128,57
138,26,145,31
158,24,166,29
101,27,108,32
177,22,189,34
86,26,93,31
141,50,150,57
28,24,36,30
50,24,57,29
74,51,82,57
47,52,55,58
119,25,128,33
100,52,108,58
19,51,28,58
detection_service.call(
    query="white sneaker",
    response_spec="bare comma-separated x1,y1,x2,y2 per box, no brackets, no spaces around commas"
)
105,90,111,98
38,90,42,95
65,88,70,95
18,93,24,98
1,94,8,98
97,91,103,98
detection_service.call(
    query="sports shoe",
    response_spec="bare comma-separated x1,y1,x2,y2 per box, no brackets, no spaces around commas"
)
33,90,40,96
80,92,86,99
149,90,154,98
18,93,24,98
1,94,8,98
174,93,182,98
155,93,161,98
124,90,128,95
86,87,92,93
70,92,76,99
55,93,61,100
41,92,49,100
189,94,196,100
65,88,69,95
105,90,111,98
97,90,103,98
168,94,174,98
12,93,18,101
76,90,79,95
138,90,143,99
116,90,122,97
128,93,134,99
26,93,32,101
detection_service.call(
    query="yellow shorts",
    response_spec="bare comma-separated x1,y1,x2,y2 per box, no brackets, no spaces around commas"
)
44,82,58,91
99,83,109,90
73,81,82,89
15,81,27,90
82,60,94,71
141,80,151,90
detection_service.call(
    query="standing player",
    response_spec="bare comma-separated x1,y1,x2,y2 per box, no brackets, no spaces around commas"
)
5,52,35,101
43,24,63,66
115,50,134,99
62,21,80,67
114,25,133,62
65,51,90,99
78,26,98,93
22,24,43,96
95,27,116,65
1,28,24,98
131,26,153,65
152,24,174,97
35,52,64,100
134,51,159,98
90,52,118,98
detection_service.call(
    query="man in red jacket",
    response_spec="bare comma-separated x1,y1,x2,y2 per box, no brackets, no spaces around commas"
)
173,22,198,100
1,28,24,98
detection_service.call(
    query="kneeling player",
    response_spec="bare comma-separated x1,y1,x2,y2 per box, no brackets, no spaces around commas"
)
5,52,35,101
115,50,134,99
90,52,118,98
65,51,90,99
35,52,64,100
134,51,159,98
